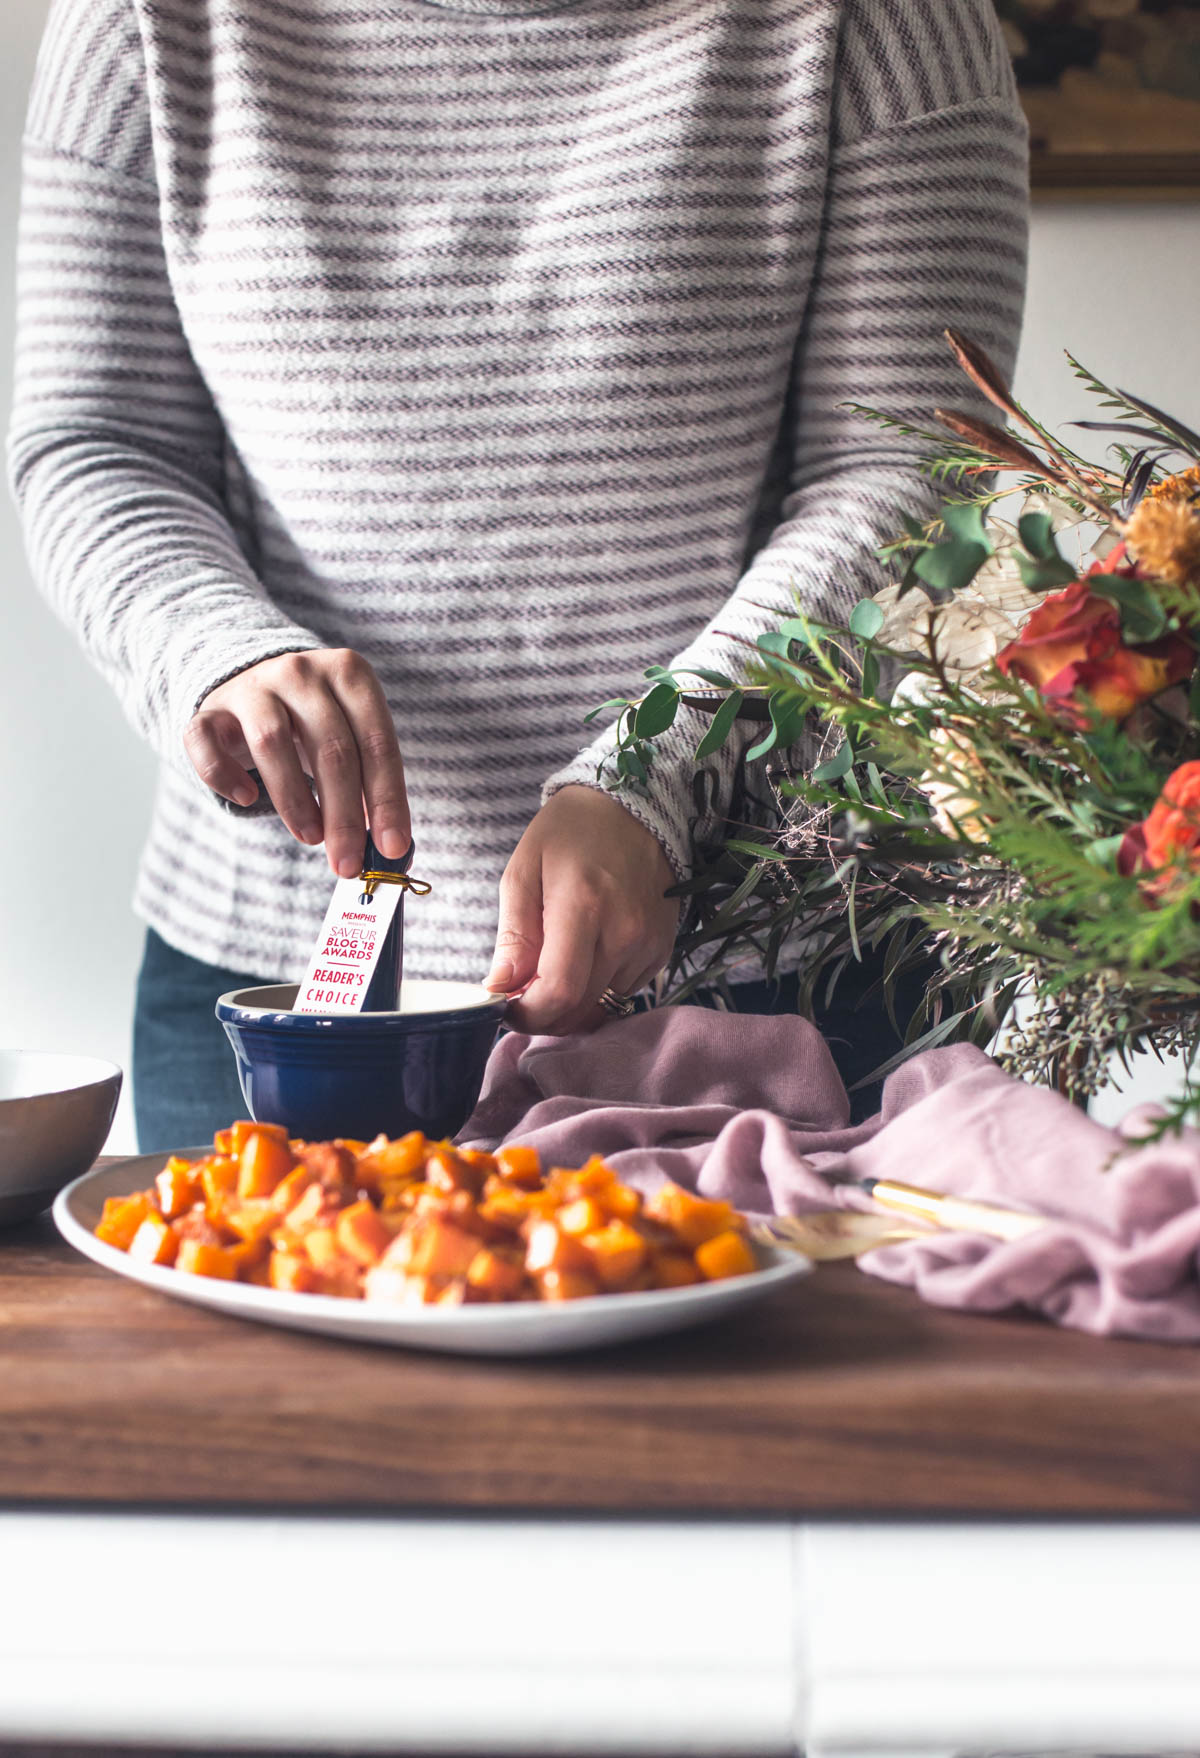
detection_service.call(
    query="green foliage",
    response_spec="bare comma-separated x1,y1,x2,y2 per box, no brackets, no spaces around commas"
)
582,344,1200,1122
1086,574,1168,643
634,683,679,739
849,599,885,640
694,690,744,761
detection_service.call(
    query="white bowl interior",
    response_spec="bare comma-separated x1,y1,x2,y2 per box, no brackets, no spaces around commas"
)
0,1049,122,1103
224,979,504,1018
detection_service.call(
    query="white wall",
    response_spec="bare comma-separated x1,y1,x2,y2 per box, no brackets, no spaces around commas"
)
1,0,1198,1147
1,0,154,1153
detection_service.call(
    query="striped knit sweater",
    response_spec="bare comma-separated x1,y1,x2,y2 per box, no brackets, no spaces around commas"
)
10,0,1028,985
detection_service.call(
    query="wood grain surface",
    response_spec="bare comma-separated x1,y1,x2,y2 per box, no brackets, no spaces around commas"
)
3,1186,1200,1516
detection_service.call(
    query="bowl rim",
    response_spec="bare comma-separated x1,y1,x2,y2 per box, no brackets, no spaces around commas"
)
0,1049,123,1102
215,980,508,1027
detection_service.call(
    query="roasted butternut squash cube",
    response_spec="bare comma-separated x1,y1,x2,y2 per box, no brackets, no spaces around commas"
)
270,1163,318,1215
525,1221,592,1277
362,1262,415,1303
226,1237,270,1275
237,1127,295,1199
302,1226,344,1272
334,1200,391,1267
645,1182,741,1248
651,1251,702,1289
312,1261,363,1299
412,1187,487,1234
174,1208,228,1247
559,1156,617,1201
427,1147,487,1197
357,1130,428,1183
480,1182,550,1229
128,1213,179,1267
694,1230,757,1282
378,1231,414,1270
154,1158,199,1221
582,1220,648,1291
199,1156,239,1211
600,1182,642,1221
230,1119,287,1155
222,1198,280,1244
495,1143,542,1188
212,1127,233,1155
539,1267,600,1301
466,1248,526,1301
556,1197,605,1237
175,1237,239,1280
300,1141,358,1196
408,1218,483,1280
269,1251,319,1294
279,1181,333,1236
95,1191,156,1250
378,1177,422,1212
460,1147,498,1172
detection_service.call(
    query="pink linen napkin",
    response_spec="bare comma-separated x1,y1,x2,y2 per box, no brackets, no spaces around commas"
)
460,1006,1200,1342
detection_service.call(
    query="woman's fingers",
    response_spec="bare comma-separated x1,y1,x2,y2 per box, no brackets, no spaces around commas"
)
182,707,259,808
326,652,411,861
506,895,604,1034
241,695,324,847
493,787,680,1035
598,953,667,1017
185,650,411,875
486,860,545,999
289,689,367,877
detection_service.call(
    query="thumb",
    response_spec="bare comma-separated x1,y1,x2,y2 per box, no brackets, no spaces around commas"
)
485,860,544,994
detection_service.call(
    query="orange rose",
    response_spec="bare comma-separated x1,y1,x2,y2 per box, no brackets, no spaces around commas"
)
995,581,1114,692
995,579,1194,725
1085,541,1138,579
1118,761,1200,897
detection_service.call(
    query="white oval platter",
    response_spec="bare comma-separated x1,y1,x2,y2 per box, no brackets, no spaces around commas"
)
54,1152,812,1357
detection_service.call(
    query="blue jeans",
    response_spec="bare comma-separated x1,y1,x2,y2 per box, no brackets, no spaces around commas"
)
133,930,269,1151
133,927,923,1149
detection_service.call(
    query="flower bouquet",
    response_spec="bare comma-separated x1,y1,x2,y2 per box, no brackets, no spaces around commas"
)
597,333,1200,1131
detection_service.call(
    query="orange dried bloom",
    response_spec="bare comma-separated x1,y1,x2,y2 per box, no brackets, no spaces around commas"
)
1118,761,1200,898
995,579,1195,725
1124,495,1200,591
1145,466,1200,506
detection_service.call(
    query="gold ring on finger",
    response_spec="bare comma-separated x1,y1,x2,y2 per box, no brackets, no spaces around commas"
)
598,988,637,1019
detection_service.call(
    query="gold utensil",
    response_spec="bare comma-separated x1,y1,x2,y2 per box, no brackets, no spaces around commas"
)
854,1175,1047,1242
755,1178,1047,1263
753,1212,935,1263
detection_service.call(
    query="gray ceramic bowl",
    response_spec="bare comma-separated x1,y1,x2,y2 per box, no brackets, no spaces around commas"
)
0,1050,123,1227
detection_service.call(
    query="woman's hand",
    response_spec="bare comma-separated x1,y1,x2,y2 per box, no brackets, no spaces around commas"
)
487,785,679,1035
184,649,411,877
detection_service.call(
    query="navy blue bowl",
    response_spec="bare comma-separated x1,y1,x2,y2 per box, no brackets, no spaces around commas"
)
215,981,507,1142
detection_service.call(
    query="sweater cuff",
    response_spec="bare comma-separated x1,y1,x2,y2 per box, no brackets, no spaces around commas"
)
542,715,706,887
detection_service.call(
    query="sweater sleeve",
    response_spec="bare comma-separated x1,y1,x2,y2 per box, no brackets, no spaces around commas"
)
541,0,1029,880
6,0,324,801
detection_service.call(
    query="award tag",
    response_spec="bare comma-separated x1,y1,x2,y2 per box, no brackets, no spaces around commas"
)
293,878,405,1015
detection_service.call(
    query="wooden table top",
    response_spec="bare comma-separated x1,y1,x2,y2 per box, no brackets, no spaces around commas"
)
4,1179,1200,1518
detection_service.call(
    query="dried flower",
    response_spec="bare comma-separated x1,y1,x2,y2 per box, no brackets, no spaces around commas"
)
1118,761,1200,897
873,494,1086,683
1146,466,1200,507
891,674,988,840
995,579,1194,725
1124,495,1200,591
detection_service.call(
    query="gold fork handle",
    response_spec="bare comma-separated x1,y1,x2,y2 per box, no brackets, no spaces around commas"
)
868,1180,1046,1242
